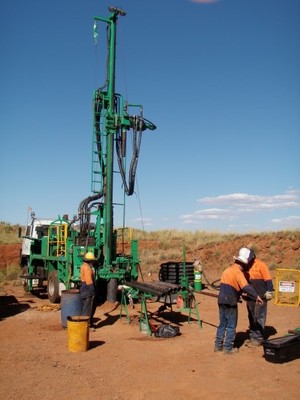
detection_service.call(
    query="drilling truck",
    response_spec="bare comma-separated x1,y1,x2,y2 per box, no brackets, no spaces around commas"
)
20,7,156,303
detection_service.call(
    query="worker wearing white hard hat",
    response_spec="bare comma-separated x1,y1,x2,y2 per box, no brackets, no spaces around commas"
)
214,248,263,355
233,247,255,265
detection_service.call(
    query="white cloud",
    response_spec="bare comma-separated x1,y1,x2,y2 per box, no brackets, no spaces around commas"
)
286,188,300,195
132,217,153,227
180,189,300,229
194,208,234,219
198,191,300,211
272,216,300,224
181,207,236,223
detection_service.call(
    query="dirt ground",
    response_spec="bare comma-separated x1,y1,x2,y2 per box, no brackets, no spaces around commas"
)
0,233,300,400
0,278,299,400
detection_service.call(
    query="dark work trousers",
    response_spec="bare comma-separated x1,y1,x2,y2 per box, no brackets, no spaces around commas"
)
82,295,95,325
247,300,267,342
80,284,95,326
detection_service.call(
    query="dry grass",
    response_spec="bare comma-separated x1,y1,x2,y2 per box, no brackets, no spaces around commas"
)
0,222,20,244
131,228,237,243
132,228,300,277
1,222,299,280
0,223,22,286
0,263,21,288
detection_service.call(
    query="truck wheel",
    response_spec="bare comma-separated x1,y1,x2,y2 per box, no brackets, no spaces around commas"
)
47,270,60,303
21,267,30,293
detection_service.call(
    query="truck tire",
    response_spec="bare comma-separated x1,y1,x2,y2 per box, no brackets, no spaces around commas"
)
47,270,60,303
21,267,30,293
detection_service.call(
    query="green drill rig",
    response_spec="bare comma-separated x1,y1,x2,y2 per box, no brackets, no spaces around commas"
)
21,7,156,303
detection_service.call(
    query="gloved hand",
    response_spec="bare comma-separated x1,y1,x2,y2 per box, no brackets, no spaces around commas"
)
264,291,272,300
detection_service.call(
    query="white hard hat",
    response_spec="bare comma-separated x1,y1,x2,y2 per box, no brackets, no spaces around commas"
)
234,247,251,264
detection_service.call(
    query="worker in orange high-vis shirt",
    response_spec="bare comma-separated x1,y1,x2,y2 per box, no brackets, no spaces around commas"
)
214,248,263,355
80,252,97,328
244,247,274,347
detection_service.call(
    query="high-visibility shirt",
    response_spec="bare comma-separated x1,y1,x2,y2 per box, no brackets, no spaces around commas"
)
218,263,258,306
80,262,94,286
248,258,274,297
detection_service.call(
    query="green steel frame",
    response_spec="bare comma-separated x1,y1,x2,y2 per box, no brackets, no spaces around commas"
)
24,7,156,303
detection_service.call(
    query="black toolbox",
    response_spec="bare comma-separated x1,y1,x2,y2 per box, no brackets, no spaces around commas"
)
262,334,300,363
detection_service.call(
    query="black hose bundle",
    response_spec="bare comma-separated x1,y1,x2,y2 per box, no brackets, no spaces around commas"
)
77,192,103,239
115,116,143,196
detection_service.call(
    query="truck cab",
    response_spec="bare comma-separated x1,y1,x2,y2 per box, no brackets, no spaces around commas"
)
20,212,54,268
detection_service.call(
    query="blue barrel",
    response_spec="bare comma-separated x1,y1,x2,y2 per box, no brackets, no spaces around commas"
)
61,289,83,328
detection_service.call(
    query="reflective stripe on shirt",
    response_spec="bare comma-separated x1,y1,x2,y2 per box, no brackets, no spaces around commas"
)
249,258,274,295
218,263,257,305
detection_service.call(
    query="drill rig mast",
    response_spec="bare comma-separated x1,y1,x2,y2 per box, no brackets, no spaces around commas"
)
21,7,156,303
77,6,156,300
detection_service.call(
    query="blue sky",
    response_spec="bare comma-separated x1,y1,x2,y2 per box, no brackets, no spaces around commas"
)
1,0,299,233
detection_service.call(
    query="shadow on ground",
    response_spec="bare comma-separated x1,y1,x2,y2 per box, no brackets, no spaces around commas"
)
0,295,30,320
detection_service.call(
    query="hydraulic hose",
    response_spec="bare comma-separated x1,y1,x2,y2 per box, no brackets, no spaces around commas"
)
78,192,103,238
201,267,221,290
115,116,146,196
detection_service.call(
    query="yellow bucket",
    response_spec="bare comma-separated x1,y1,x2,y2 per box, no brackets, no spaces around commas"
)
67,316,90,352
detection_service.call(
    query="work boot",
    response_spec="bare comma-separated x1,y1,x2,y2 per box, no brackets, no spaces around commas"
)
223,347,239,355
214,346,223,352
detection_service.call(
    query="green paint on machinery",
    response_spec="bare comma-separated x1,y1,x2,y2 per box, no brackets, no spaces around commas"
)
21,7,156,303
